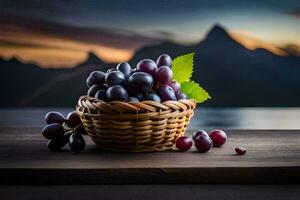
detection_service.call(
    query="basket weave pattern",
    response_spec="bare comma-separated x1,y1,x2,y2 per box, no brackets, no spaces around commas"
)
77,96,196,152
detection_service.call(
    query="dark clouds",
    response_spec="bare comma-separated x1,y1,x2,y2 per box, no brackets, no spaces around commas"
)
0,13,166,50
285,8,300,18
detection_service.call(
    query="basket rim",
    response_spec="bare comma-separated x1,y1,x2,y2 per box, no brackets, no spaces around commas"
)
77,95,196,116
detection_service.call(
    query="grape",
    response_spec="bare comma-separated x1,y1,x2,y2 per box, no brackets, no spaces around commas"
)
87,84,100,97
209,130,227,147
176,136,193,151
158,85,177,101
42,123,64,139
117,62,131,78
106,85,128,101
143,93,161,102
155,66,173,85
105,71,125,86
156,54,172,68
168,81,180,93
86,71,106,88
127,72,153,94
176,93,188,100
194,135,213,153
66,111,81,128
44,111,65,124
69,133,85,153
192,130,209,141
235,146,246,155
47,132,71,152
106,68,117,73
128,96,139,102
136,59,157,76
95,89,106,100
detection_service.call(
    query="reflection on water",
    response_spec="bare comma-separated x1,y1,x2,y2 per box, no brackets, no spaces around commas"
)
1,107,300,129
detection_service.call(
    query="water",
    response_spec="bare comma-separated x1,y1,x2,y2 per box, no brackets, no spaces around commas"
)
1,107,300,129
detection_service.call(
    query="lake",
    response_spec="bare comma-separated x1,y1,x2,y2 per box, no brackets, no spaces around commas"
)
1,107,300,129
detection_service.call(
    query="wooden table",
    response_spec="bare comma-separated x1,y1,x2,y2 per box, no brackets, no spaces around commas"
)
1,110,300,199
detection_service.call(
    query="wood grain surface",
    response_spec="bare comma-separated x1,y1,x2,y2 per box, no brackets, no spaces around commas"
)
1,127,300,184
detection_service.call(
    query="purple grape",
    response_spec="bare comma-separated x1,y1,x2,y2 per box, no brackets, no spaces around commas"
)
158,85,177,102
176,92,188,100
130,68,137,75
106,85,128,101
86,71,106,88
194,135,213,153
95,89,106,100
117,62,131,78
105,71,125,86
44,111,65,124
47,132,71,152
42,123,64,140
66,111,81,128
235,146,246,155
69,133,85,153
143,93,161,102
136,59,157,76
176,136,193,151
155,66,173,85
156,54,172,68
128,96,139,102
209,130,227,147
87,84,100,97
168,81,180,93
127,72,153,94
192,130,209,141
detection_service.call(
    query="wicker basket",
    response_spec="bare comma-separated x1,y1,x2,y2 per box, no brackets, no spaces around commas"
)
76,95,196,152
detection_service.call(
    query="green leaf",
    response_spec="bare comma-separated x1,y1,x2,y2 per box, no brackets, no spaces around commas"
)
181,81,211,103
172,52,194,83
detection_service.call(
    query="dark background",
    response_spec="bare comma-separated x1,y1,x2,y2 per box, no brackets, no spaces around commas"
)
1,0,300,107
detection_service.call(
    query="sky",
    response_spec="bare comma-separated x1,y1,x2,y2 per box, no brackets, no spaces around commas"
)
0,0,300,68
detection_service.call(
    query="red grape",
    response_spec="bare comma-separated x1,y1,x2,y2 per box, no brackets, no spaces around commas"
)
66,111,82,128
209,130,227,147
44,111,65,124
106,85,128,101
156,54,172,68
136,59,157,76
235,146,246,155
192,130,209,140
168,81,180,93
155,66,173,85
158,85,177,101
194,135,213,153
176,136,193,151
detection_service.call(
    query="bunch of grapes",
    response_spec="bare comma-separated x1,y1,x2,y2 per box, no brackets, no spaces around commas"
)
86,54,187,102
42,111,86,153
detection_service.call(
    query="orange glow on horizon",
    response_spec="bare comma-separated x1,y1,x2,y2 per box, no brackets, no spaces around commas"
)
230,30,289,56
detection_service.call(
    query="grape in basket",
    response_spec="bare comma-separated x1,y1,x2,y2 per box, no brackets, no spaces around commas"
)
85,53,188,103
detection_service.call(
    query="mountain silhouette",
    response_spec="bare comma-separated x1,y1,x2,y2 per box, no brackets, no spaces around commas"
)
1,24,300,107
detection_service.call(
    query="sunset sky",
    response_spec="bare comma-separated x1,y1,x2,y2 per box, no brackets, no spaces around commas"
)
0,0,300,68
